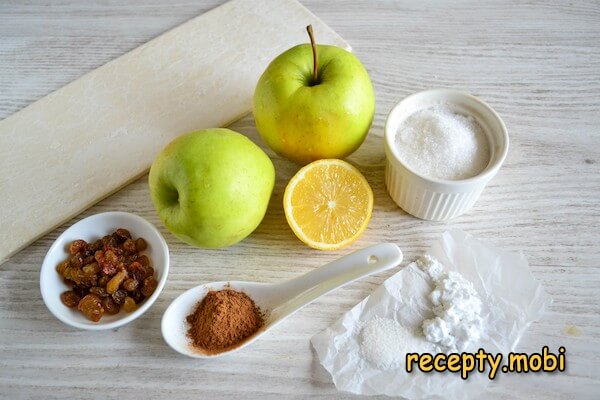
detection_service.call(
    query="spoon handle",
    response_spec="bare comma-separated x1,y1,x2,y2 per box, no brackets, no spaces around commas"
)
270,243,403,320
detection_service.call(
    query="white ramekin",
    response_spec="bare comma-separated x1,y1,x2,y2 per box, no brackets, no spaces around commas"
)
384,89,509,221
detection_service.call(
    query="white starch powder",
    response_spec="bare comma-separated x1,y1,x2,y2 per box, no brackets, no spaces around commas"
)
395,105,490,180
418,255,485,352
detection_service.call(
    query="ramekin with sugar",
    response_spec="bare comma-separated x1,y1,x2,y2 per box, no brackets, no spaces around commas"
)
384,89,509,221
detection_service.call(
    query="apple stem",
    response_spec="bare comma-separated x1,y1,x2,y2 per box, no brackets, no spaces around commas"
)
306,25,318,84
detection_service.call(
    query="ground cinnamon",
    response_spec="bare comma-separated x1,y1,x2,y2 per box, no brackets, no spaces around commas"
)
186,288,263,354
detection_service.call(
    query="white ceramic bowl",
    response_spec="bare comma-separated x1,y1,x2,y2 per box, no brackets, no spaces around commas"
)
40,211,169,330
384,89,509,221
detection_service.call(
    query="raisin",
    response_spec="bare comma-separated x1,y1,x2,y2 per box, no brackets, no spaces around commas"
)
69,255,83,269
96,250,118,275
72,285,88,298
112,289,127,305
130,289,143,303
111,231,122,242
83,255,95,265
77,294,104,322
145,266,155,279
102,235,118,250
141,276,158,297
97,275,110,287
102,297,120,315
89,286,109,298
102,261,117,276
82,262,100,276
95,250,113,275
135,238,148,252
56,260,69,276
115,228,131,240
81,273,98,287
69,240,87,255
72,267,97,287
123,278,139,292
104,250,119,265
106,269,127,294
122,239,136,254
62,267,71,280
91,239,103,252
123,254,138,265
123,297,137,313
127,261,146,281
137,255,150,267
60,290,81,308
70,268,83,284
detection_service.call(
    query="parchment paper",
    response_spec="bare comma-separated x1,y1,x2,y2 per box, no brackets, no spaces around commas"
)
311,229,551,399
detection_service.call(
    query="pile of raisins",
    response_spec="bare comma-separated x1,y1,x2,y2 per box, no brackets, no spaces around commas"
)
57,228,158,322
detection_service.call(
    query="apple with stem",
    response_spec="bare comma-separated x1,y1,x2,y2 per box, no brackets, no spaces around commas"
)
253,25,375,165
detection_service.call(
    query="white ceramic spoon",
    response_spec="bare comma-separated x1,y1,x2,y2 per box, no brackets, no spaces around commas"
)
161,243,403,358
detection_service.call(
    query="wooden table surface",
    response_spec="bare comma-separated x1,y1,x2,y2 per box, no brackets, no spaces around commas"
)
1,1,598,399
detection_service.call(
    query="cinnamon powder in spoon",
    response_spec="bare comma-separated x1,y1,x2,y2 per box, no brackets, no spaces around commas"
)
186,288,263,354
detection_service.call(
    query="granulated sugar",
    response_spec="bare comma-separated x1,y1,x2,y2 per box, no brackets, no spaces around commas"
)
360,316,426,370
395,104,489,180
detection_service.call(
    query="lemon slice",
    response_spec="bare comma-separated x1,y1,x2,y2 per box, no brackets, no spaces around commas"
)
283,159,374,250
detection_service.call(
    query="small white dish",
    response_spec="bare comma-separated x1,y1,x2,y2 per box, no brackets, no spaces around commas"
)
384,89,509,221
162,243,402,358
40,211,169,330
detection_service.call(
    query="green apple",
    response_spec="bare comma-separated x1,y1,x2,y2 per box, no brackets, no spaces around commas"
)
149,128,275,249
253,25,375,165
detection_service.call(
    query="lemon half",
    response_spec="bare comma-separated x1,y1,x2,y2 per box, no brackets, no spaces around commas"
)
283,159,374,250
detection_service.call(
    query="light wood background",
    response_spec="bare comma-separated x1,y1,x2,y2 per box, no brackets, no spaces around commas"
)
0,1,598,399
